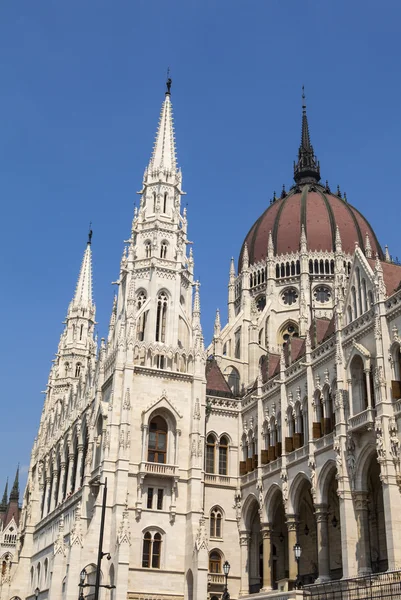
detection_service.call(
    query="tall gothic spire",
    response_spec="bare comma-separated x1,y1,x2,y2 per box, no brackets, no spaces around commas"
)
9,467,19,502
0,479,8,510
294,87,320,184
71,233,93,309
147,77,177,175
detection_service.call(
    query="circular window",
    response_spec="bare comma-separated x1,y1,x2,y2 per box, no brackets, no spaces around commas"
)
279,322,299,345
282,288,299,306
256,295,266,312
314,286,331,303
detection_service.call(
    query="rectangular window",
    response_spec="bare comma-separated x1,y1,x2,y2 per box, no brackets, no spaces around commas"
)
219,447,227,475
152,539,161,568
147,488,154,509
157,489,163,510
206,444,215,473
142,539,151,568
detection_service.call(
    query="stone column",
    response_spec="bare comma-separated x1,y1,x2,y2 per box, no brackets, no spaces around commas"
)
315,504,330,582
50,473,59,513
286,515,298,583
261,523,272,591
353,491,371,575
74,445,83,490
44,476,52,516
364,370,372,409
141,424,148,463
58,462,66,504
239,531,250,596
66,452,74,495
347,379,353,416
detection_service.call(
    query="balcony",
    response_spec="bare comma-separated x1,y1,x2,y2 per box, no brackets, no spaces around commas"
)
208,573,225,585
139,462,178,477
314,432,334,453
205,474,233,487
348,408,376,433
287,445,309,465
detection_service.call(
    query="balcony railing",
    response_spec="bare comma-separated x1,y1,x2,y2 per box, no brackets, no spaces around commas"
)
205,474,232,486
349,408,376,433
140,462,177,477
208,573,225,585
287,445,309,465
314,432,334,453
304,569,401,600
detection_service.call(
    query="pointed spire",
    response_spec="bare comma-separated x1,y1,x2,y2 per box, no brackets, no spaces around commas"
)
267,231,274,258
335,225,342,252
242,242,249,271
214,309,221,338
300,225,307,253
0,479,8,510
385,245,391,262
72,236,93,309
193,281,201,320
108,294,117,341
148,77,177,175
9,466,19,502
229,257,236,281
365,232,372,258
294,87,320,184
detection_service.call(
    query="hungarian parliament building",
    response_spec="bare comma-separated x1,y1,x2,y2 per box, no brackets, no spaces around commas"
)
3,79,401,600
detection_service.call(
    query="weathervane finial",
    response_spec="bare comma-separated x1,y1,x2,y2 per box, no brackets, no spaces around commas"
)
166,67,172,95
88,222,93,245
302,85,306,113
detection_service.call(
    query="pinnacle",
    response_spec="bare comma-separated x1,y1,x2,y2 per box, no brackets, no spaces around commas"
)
72,241,93,309
148,91,177,175
0,479,8,510
294,88,320,184
9,466,19,502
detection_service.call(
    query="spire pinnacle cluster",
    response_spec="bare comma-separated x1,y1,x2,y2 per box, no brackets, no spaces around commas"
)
294,87,321,184
147,79,177,175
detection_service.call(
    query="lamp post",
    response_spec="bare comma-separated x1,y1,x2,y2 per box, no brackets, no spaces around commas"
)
34,588,40,600
293,542,302,589
222,560,230,600
78,568,86,600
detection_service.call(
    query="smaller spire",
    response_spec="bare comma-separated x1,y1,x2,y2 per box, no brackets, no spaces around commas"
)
214,308,221,338
242,243,249,271
72,237,93,309
9,466,19,502
365,233,372,258
0,479,8,510
375,253,383,273
300,225,307,253
337,185,342,198
108,294,117,341
229,257,236,281
281,185,287,199
267,231,274,257
385,245,391,262
335,225,342,252
192,281,202,331
87,223,93,245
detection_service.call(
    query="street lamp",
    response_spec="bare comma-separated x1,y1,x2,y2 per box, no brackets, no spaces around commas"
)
34,589,40,600
222,560,230,600
78,569,86,600
293,542,302,589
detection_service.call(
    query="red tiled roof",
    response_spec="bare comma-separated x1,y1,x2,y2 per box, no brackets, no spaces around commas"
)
206,358,234,398
367,259,401,296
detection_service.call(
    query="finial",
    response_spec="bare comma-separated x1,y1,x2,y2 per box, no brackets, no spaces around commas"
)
325,180,331,193
88,222,93,245
166,68,172,95
302,85,306,113
281,184,286,199
273,190,276,202
365,233,372,258
343,191,347,202
385,245,391,262
294,88,320,184
335,225,342,252
337,185,342,198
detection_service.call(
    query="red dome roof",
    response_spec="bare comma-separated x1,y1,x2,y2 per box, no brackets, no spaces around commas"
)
239,183,383,271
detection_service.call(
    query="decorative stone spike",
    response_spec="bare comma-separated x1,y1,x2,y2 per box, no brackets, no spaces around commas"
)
385,245,391,262
242,242,249,271
229,257,236,281
335,226,342,252
365,232,372,258
300,225,307,253
267,231,274,257
214,309,221,338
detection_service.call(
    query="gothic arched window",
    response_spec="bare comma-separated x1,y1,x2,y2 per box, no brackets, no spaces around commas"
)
163,192,168,213
160,242,168,259
155,292,168,342
206,435,216,473
148,416,167,464
209,551,222,573
210,508,223,538
136,291,147,341
75,363,81,378
142,531,162,568
218,436,228,475
145,241,151,259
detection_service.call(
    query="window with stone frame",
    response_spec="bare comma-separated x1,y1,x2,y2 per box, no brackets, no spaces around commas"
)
209,551,222,573
206,434,216,473
142,531,162,568
147,416,167,464
210,508,223,538
218,436,228,475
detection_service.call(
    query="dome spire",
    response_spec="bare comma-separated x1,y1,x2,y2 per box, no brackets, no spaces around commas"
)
293,87,320,184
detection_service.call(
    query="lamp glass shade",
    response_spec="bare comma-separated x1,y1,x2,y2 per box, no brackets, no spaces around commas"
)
80,569,87,584
293,542,302,560
223,560,230,576
34,588,40,599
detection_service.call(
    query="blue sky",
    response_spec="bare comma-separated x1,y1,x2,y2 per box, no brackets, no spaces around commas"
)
1,0,400,493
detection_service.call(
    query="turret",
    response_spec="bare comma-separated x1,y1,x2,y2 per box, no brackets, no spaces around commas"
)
228,258,236,321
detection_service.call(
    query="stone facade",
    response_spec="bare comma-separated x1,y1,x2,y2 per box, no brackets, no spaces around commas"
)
5,82,401,600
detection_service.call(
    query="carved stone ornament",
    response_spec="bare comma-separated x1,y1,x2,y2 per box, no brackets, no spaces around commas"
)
375,417,386,464
280,469,288,511
333,436,343,479
233,489,242,524
345,433,356,489
54,515,67,556
117,496,131,545
70,502,84,547
194,515,208,552
308,457,317,501
389,417,401,466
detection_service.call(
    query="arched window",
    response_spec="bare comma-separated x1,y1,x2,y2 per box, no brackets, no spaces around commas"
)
206,435,216,473
44,558,48,584
136,291,147,341
75,363,81,378
142,531,162,568
210,508,223,538
64,362,70,377
148,416,167,464
368,290,374,308
351,286,357,318
234,328,241,358
348,305,353,324
163,192,168,213
279,321,299,345
94,415,104,468
219,436,228,475
145,241,151,258
225,366,240,395
160,242,168,259
155,293,168,342
350,355,368,414
282,287,298,306
153,192,157,212
209,551,222,573
362,279,368,313
36,563,41,588
79,324,84,340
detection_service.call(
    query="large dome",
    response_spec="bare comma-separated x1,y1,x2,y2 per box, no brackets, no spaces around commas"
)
238,96,383,271
239,182,383,271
